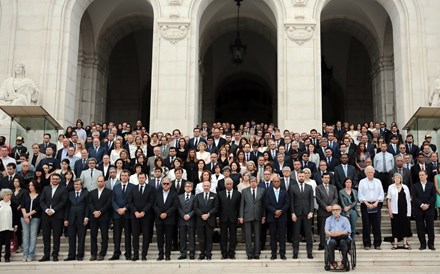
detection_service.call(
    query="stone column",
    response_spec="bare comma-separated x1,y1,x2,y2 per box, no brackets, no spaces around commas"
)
149,18,195,134
371,56,395,124
279,19,321,132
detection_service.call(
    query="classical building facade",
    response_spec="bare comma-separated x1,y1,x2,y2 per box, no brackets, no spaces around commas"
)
0,0,438,134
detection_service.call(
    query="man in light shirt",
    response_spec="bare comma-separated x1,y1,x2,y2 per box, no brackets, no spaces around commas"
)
373,143,394,192
358,165,384,250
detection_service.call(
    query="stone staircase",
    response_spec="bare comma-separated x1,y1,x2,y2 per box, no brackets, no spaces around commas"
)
3,204,440,271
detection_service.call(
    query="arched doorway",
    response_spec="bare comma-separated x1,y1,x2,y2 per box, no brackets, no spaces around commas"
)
320,0,395,125
198,0,277,125
76,0,153,126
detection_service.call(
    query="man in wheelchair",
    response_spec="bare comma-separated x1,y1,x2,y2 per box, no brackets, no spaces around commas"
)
325,204,352,270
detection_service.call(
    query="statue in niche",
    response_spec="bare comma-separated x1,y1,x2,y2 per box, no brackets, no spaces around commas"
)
429,76,440,107
0,63,40,106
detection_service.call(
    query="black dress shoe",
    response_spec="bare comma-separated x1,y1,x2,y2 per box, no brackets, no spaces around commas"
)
97,255,104,261
90,256,97,261
429,246,436,251
318,245,325,251
178,255,187,260
142,256,147,261
39,257,50,262
270,255,277,260
230,255,236,260
254,255,260,260
157,256,164,261
419,246,426,250
77,257,83,261
221,255,227,260
190,255,195,260
165,256,171,261
125,256,132,260
5,258,10,263
247,256,253,260
198,255,205,260
206,256,211,260
132,256,139,261
109,255,119,260
53,257,59,262
292,254,298,259
307,253,314,259
64,257,75,261
280,255,287,260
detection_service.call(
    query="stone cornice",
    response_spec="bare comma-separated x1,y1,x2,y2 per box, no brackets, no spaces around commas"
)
158,19,190,44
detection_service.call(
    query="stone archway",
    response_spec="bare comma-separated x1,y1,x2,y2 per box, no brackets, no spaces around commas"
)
198,0,278,126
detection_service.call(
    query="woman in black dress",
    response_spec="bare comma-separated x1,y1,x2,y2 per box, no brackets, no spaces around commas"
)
387,173,412,249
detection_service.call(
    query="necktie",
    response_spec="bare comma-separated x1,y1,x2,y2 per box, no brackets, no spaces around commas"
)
327,157,331,164
246,153,249,161
228,191,231,200
409,144,412,151
9,176,12,182
83,159,86,167
90,169,93,178
285,178,289,189
343,165,348,177
300,183,304,193
421,164,425,171
275,190,279,203
156,179,160,189
266,182,269,189
122,184,126,193
382,152,387,172
205,193,208,205
286,144,290,151
162,146,166,153
108,142,112,149
398,168,402,175
140,185,144,194
95,147,99,153
185,194,190,206
194,138,198,147
325,185,329,196
176,180,180,192
76,191,79,202
252,189,256,200
407,164,410,169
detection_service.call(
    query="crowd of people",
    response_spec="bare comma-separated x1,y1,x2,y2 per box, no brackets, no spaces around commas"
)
0,119,438,269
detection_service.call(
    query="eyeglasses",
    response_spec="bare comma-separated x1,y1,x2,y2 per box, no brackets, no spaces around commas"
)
162,183,170,185
332,208,341,211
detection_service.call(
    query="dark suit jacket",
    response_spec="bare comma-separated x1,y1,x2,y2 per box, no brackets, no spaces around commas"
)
194,192,218,227
97,164,114,181
178,193,196,226
405,143,420,159
280,177,297,191
188,137,206,150
315,184,338,217
387,144,400,156
389,167,412,189
154,190,178,225
112,183,134,219
265,187,290,223
217,189,241,222
39,142,57,154
213,138,227,150
127,184,155,218
39,184,68,220
171,179,186,195
301,161,317,174
411,181,436,216
411,164,434,185
333,164,357,190
289,183,314,217
74,158,89,178
88,146,108,164
326,157,339,172
64,189,89,223
88,187,112,221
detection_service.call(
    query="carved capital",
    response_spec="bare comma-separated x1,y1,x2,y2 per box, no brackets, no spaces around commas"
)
158,21,190,44
285,21,316,45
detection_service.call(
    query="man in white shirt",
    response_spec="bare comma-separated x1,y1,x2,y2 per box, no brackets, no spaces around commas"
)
358,165,384,250
373,143,394,192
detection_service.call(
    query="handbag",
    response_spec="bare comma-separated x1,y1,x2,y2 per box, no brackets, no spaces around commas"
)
10,232,18,253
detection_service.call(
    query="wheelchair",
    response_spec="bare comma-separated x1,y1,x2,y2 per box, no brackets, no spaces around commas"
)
324,237,356,271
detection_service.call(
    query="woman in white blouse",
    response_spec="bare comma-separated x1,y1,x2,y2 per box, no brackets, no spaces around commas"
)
196,142,211,164
387,173,412,249
110,140,123,165
195,171,217,195
303,168,318,210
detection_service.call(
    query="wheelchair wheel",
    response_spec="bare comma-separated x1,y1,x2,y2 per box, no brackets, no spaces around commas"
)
350,241,356,269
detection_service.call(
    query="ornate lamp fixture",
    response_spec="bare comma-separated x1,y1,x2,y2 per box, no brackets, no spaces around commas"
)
230,0,246,65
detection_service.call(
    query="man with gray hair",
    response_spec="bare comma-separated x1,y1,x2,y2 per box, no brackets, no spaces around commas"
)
358,165,384,250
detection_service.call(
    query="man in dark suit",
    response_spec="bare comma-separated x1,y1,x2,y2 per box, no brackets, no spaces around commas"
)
324,148,339,172
150,167,164,192
412,170,436,250
89,175,112,261
188,127,206,150
239,176,266,259
177,182,196,260
405,134,419,159
127,173,155,261
212,128,227,150
411,152,434,185
194,181,219,260
88,138,108,165
39,133,57,154
389,155,412,189
333,154,357,190
257,170,272,249
273,153,290,176
64,179,89,261
73,149,89,178
98,154,113,181
1,162,20,190
172,168,186,196
300,152,317,174
315,173,338,250
39,173,67,262
154,177,178,261
56,138,72,161
265,176,290,260
109,170,134,260
387,135,400,156
105,167,120,190
290,171,315,259
217,178,241,259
